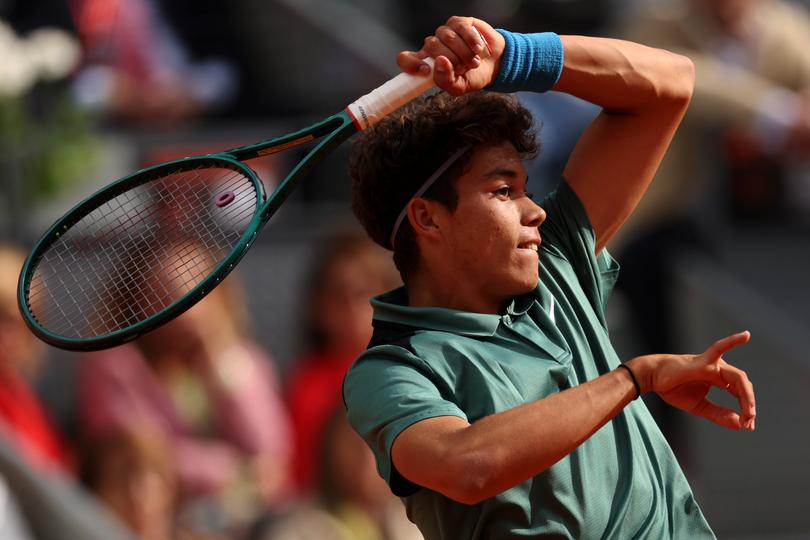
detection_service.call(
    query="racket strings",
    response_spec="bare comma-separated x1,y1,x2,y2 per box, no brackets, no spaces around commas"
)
26,164,259,339
33,168,253,335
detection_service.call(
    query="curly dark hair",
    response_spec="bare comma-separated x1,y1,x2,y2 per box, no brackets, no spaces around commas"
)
349,91,539,281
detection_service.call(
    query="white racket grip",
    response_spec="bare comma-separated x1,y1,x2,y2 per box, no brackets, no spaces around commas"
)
347,58,435,130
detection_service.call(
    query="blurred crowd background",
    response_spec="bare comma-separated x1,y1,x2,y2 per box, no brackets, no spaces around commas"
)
1,0,810,539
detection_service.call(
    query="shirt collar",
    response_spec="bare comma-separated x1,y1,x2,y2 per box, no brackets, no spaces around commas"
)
371,287,539,338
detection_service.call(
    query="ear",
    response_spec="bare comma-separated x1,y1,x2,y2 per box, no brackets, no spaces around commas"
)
407,198,445,242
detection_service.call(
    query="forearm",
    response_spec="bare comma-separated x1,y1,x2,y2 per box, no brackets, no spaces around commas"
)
554,35,695,113
441,367,637,503
430,333,754,504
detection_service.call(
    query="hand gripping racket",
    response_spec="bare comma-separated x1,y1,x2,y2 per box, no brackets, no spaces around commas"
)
18,62,435,351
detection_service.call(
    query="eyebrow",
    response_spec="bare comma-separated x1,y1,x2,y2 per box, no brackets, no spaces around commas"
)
483,167,520,179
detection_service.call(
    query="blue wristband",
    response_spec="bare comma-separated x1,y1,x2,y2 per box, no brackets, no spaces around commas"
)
488,30,564,93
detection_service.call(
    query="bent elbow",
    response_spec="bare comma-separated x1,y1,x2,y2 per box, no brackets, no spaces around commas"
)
665,53,695,104
440,451,501,505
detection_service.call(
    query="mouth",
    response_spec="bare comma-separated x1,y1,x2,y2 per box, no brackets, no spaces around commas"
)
517,239,540,253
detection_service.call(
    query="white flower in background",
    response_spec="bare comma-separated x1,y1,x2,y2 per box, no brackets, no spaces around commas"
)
0,23,34,96
0,21,80,98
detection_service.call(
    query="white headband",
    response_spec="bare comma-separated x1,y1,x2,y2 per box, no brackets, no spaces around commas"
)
389,147,468,249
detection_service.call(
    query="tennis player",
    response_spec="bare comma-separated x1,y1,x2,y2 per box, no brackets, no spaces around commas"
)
344,16,755,539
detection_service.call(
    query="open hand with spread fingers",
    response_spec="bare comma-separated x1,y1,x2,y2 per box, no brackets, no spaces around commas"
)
396,16,506,96
626,331,756,431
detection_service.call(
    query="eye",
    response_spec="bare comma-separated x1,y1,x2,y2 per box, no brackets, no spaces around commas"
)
495,186,512,199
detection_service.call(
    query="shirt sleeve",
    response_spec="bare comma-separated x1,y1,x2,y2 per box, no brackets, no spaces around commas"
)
343,345,468,496
539,179,620,321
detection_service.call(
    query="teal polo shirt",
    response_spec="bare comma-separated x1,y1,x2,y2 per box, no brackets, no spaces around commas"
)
343,181,715,539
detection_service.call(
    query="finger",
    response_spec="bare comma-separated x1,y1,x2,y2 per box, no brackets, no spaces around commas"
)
422,36,465,74
444,16,489,58
436,25,480,68
720,363,756,429
704,330,750,360
397,50,431,75
471,19,502,57
692,399,746,431
433,56,466,96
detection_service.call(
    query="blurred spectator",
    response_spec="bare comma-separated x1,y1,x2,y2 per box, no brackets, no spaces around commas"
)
0,244,72,475
80,426,224,540
285,233,400,496
255,407,421,540
616,0,810,241
612,0,810,456
613,0,810,344
68,0,237,125
78,275,292,534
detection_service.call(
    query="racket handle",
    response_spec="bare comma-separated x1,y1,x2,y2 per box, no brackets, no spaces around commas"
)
347,58,435,130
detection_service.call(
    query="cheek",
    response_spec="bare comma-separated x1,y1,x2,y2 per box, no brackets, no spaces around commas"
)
474,213,518,259
455,205,509,244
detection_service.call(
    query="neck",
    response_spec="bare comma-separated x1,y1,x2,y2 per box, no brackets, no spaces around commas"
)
407,264,503,314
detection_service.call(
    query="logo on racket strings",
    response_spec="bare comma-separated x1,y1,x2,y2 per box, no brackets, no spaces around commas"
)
215,191,236,207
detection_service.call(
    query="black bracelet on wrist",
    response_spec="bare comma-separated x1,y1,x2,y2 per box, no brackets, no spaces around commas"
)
617,364,641,400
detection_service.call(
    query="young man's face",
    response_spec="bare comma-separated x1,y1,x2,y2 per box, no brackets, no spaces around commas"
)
434,141,546,312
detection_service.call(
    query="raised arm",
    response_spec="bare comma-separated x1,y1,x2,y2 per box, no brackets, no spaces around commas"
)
398,17,695,254
557,36,694,253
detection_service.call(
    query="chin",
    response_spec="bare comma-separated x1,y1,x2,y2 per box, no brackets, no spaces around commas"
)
518,279,540,295
503,273,540,298
520,267,540,289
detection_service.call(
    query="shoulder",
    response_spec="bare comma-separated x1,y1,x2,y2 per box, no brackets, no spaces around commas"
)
355,319,479,378
343,323,465,409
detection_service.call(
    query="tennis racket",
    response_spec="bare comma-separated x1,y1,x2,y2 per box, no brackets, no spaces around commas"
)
18,61,435,351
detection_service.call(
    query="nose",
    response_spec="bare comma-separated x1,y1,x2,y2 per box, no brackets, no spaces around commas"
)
522,196,546,228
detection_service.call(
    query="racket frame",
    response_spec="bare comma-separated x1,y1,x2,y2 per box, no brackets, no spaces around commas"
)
18,112,357,350
19,58,435,351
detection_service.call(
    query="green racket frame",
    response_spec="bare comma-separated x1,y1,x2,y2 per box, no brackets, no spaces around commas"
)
19,56,435,351
18,112,357,350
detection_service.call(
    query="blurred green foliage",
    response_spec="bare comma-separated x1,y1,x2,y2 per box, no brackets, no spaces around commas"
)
0,84,97,202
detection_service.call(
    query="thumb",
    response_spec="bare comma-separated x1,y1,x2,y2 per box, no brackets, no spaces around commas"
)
397,50,431,76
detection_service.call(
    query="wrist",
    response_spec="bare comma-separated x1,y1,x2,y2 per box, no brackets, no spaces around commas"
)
488,30,564,93
616,364,641,400
624,356,653,395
